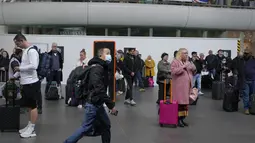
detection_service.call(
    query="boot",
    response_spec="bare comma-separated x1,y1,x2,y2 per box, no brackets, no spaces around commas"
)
178,118,184,127
181,117,189,126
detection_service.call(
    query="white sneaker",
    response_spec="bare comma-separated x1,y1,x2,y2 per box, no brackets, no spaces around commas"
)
130,100,136,106
19,122,31,134
19,125,29,134
67,98,72,104
77,105,83,109
198,91,204,95
20,126,36,138
124,99,131,104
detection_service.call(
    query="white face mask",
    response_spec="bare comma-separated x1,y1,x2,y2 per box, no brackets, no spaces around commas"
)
105,54,112,64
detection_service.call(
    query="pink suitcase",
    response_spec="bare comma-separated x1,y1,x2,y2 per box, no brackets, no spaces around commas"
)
159,80,178,127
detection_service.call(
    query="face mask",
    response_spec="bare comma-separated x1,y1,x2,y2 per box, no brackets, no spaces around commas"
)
105,54,112,64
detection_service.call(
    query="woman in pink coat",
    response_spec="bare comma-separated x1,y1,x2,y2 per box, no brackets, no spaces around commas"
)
171,48,196,127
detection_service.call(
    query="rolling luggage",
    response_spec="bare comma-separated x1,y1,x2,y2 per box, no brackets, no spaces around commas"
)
201,74,212,89
159,80,178,127
212,81,224,100
249,94,255,115
223,76,239,112
45,81,59,100
0,79,20,132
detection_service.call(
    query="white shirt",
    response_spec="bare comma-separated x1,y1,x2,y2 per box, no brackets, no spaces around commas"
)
19,46,39,85
76,58,89,67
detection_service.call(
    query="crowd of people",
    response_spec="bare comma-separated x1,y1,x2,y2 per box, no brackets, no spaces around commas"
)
1,33,255,143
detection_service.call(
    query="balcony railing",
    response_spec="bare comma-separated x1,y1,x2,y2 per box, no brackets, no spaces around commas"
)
1,0,255,9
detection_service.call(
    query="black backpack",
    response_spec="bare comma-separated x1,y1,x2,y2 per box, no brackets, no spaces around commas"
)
76,64,102,100
27,46,52,80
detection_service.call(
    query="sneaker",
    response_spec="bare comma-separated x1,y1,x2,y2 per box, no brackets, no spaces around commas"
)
198,91,204,95
139,88,145,92
67,98,72,105
245,109,250,115
130,100,136,106
117,92,121,96
124,99,131,104
118,91,123,94
20,127,36,138
77,105,83,109
19,125,29,134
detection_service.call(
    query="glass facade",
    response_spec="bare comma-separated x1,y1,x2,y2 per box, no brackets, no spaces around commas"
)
153,27,176,37
181,29,204,37
107,27,128,36
6,25,230,38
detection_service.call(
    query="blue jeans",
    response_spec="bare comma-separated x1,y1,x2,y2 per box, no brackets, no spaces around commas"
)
242,80,255,110
192,74,202,92
135,71,144,88
64,103,111,143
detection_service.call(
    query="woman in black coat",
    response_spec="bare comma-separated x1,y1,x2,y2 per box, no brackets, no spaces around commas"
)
0,51,9,81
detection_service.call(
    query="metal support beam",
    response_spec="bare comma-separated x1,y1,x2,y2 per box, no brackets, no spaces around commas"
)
239,32,245,53
176,29,181,37
149,28,153,37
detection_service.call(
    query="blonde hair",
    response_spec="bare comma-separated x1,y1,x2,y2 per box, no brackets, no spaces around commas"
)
176,48,187,60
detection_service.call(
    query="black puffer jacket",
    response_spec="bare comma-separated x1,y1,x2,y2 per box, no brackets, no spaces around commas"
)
122,53,135,78
87,57,114,109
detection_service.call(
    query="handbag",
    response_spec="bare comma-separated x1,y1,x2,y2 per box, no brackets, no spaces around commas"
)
189,88,198,104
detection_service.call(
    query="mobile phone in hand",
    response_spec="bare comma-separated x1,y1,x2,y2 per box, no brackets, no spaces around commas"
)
109,110,118,116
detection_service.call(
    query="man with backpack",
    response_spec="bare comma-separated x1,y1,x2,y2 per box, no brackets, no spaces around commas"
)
13,34,40,138
64,47,117,143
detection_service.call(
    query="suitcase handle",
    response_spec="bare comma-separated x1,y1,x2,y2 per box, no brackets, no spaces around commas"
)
163,80,172,103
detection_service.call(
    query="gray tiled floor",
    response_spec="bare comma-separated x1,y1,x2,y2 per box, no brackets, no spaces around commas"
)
1,87,255,143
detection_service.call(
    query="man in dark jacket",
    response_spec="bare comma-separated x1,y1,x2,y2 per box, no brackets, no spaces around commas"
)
134,50,145,91
215,49,226,81
241,49,255,115
205,50,217,79
64,47,117,143
46,43,64,98
191,52,203,95
122,48,136,106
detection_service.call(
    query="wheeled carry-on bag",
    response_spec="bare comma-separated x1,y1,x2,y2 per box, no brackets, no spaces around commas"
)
212,81,224,100
0,79,20,132
159,80,178,127
45,81,59,100
223,76,239,112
